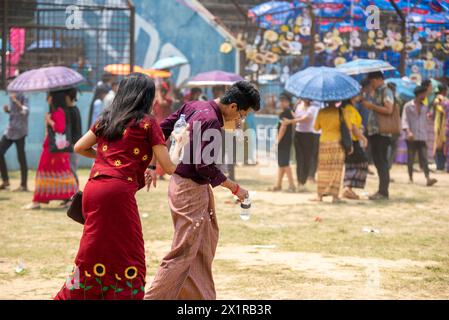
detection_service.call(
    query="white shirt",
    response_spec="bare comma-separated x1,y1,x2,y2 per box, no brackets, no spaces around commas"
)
294,102,321,134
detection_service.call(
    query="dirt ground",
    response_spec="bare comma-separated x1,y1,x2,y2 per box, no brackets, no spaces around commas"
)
0,164,448,300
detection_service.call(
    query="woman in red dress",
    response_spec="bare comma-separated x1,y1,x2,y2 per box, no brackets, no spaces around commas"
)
23,91,78,210
55,73,185,300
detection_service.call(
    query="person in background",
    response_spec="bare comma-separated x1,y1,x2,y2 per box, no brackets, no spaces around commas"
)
152,82,174,181
342,97,369,200
22,91,78,210
402,85,438,186
313,101,352,203
308,101,322,184
71,56,93,90
285,98,320,192
268,93,296,192
358,78,375,175
422,79,436,168
153,82,173,124
0,77,29,192
361,72,394,200
212,86,226,100
434,84,448,171
90,84,110,125
87,73,115,127
188,87,203,102
386,82,400,181
64,88,82,186
103,80,119,110
446,90,449,172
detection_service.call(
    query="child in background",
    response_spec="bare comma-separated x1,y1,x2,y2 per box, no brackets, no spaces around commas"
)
269,93,296,192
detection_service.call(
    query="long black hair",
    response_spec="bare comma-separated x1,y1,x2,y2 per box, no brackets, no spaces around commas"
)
340,99,352,109
95,73,156,140
48,90,68,112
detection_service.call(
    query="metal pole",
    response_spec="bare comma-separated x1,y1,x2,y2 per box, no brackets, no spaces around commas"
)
128,0,135,73
388,0,406,76
1,0,8,88
307,0,315,67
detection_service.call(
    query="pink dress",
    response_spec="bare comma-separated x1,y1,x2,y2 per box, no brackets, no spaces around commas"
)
32,107,78,203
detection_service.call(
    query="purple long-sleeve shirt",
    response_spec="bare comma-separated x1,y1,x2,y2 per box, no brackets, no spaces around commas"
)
160,100,227,187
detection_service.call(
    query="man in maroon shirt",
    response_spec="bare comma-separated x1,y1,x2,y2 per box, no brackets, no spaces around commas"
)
145,81,260,300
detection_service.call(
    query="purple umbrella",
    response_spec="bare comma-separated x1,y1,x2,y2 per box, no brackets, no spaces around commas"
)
7,66,86,92
186,70,244,87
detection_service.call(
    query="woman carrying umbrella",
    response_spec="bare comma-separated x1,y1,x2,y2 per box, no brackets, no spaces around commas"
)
313,101,352,203
23,90,78,209
285,67,360,203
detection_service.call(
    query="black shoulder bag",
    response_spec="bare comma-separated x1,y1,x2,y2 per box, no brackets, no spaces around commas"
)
67,191,84,225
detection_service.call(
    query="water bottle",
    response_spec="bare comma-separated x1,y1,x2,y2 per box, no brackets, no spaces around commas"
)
169,114,187,160
240,197,251,221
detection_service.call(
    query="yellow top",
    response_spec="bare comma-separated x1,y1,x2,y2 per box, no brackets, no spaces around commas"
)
314,106,352,142
344,104,362,141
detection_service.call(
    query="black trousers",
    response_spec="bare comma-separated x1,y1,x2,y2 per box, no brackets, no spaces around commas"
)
406,140,430,180
309,133,320,179
388,134,400,169
0,135,28,187
368,134,391,197
435,148,446,171
294,132,315,185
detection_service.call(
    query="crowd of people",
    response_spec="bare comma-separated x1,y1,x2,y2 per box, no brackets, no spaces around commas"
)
271,71,446,202
1,66,448,300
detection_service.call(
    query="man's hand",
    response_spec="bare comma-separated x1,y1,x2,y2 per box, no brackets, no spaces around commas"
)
235,185,249,202
145,168,157,192
3,105,9,113
174,123,190,147
362,100,374,110
407,131,414,141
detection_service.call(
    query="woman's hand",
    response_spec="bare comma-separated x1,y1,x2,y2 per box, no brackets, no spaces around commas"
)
45,113,55,128
348,146,354,155
360,136,368,149
145,168,157,192
235,185,249,202
281,118,292,126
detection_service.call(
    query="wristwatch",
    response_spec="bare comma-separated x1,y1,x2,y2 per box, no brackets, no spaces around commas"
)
147,165,157,170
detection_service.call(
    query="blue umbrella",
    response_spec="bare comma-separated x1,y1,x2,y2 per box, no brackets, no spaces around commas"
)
248,1,297,29
336,59,396,75
385,78,417,101
151,56,188,70
285,66,361,102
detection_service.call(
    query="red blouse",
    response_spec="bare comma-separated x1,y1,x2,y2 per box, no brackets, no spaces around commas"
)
90,115,166,190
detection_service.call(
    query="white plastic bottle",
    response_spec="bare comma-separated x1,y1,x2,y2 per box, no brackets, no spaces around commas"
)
169,114,187,161
240,197,251,221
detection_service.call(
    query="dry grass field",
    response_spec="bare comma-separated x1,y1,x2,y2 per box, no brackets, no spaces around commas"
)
0,164,448,299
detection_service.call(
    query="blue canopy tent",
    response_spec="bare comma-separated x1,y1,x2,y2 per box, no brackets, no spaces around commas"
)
248,0,449,77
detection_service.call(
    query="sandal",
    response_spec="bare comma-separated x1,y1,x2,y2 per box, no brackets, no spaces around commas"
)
22,202,41,210
59,200,72,209
267,186,282,192
343,189,360,200
285,186,297,193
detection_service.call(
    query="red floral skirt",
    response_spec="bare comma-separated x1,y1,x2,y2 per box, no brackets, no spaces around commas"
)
55,176,146,300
